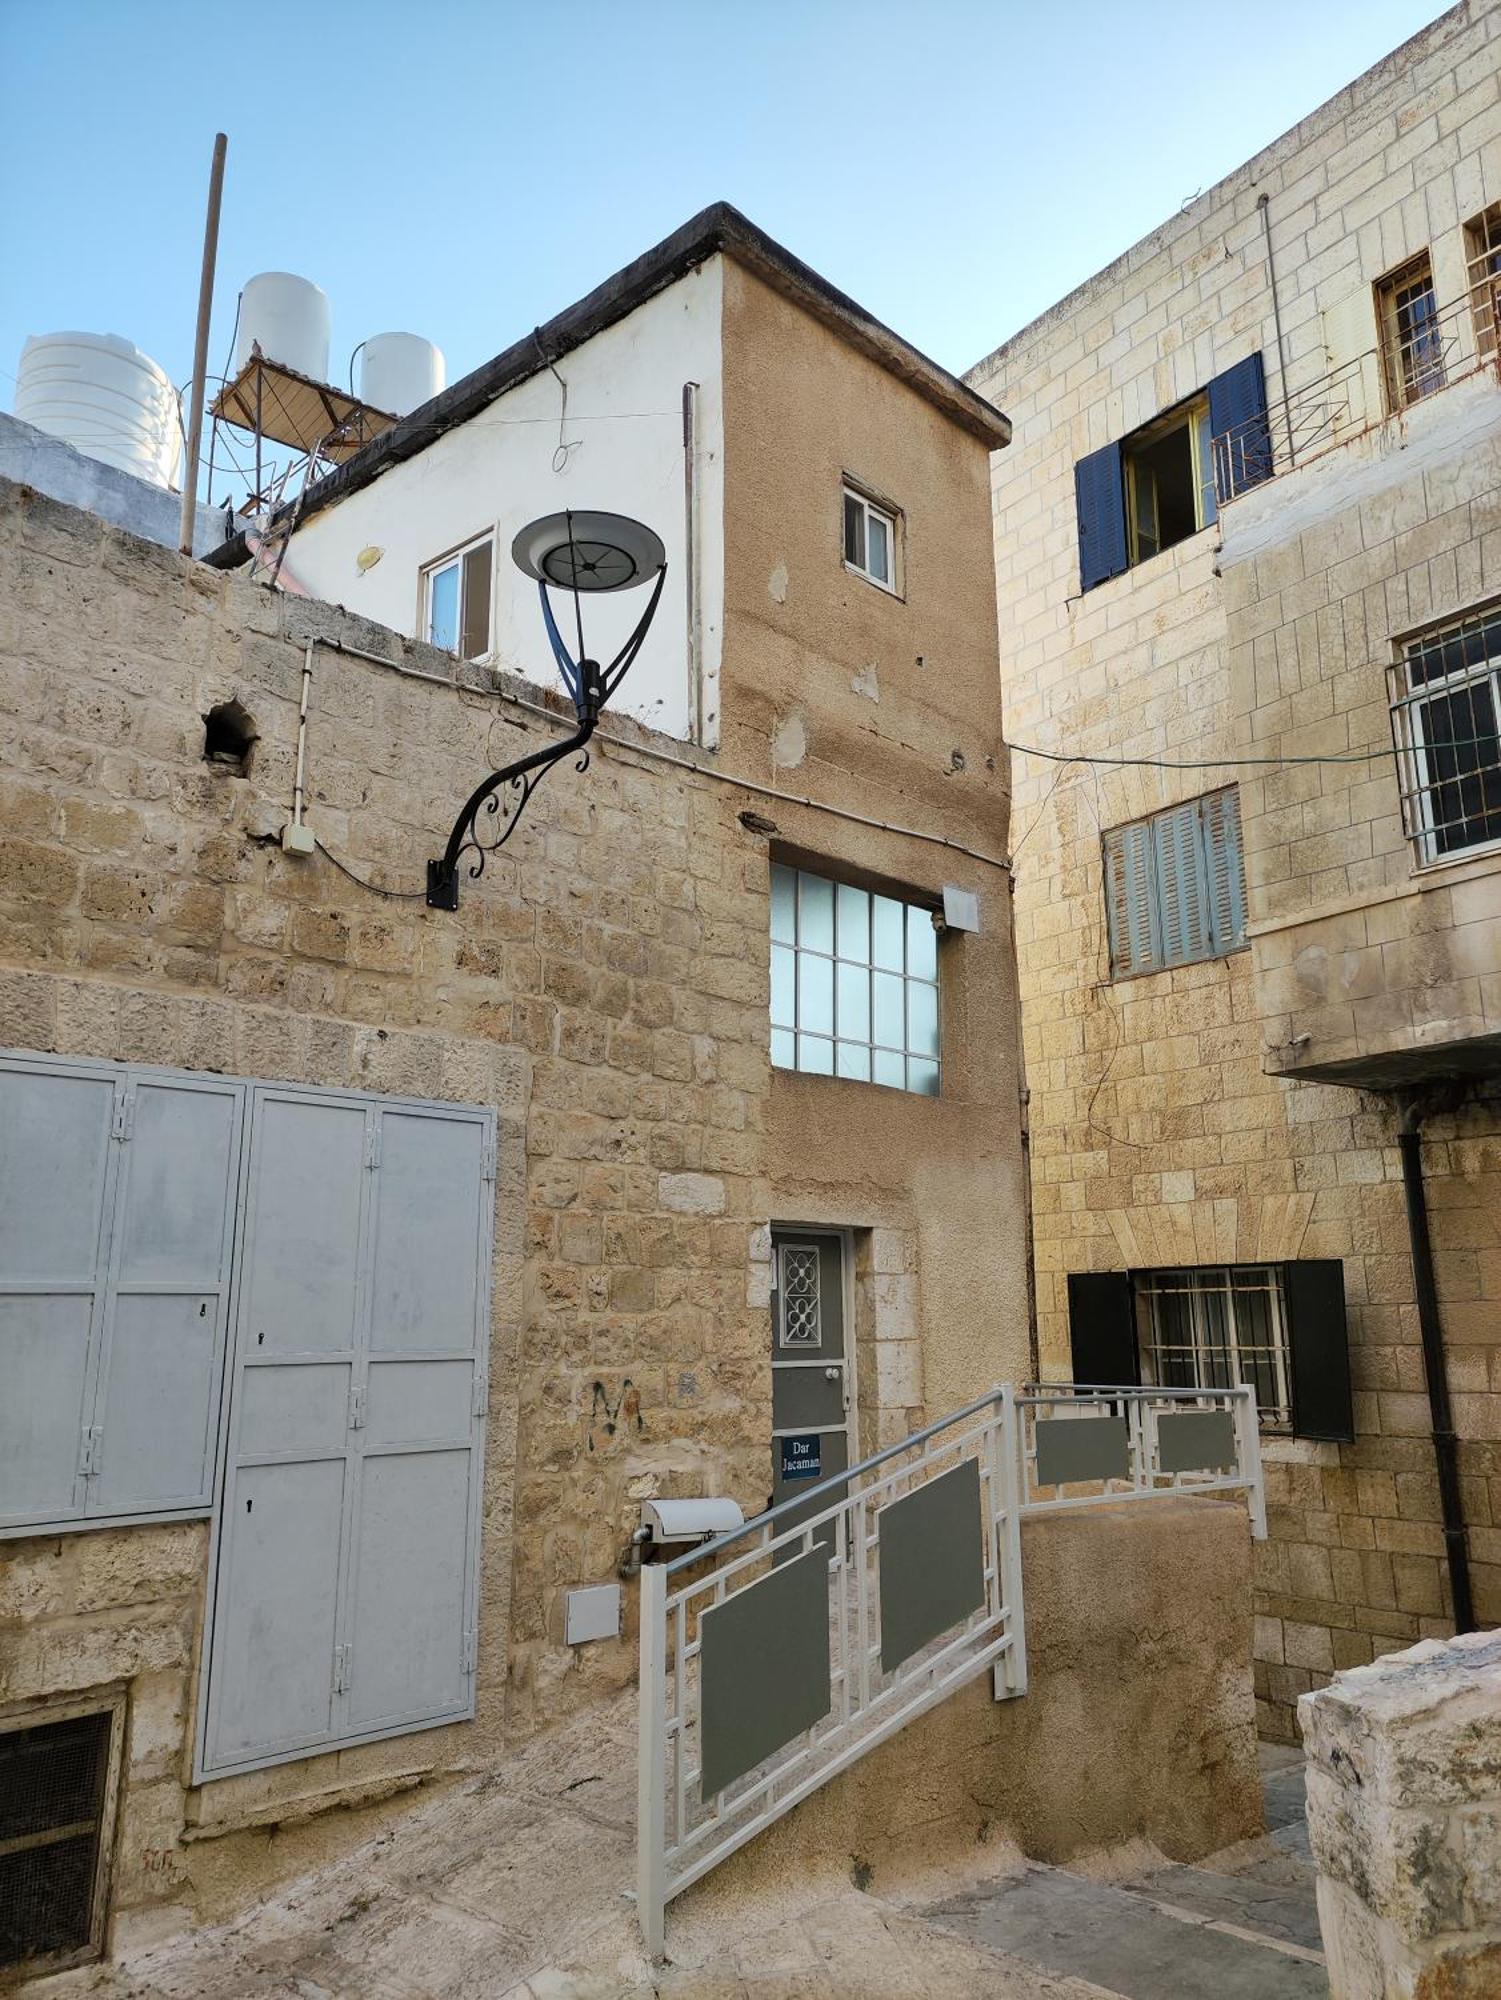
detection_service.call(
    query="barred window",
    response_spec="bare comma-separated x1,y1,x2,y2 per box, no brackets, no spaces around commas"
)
770,866,939,1094
1466,203,1501,363
1376,252,1446,411
1102,787,1246,978
1389,606,1501,864
1136,1266,1291,1430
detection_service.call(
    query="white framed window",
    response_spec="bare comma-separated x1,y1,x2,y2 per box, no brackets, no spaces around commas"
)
1136,1266,1291,1431
421,533,494,659
842,485,900,593
770,865,939,1094
1389,604,1501,864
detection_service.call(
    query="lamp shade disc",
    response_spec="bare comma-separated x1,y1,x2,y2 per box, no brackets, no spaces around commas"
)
511,511,666,593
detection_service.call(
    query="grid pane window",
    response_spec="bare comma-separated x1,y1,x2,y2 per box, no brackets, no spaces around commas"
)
1389,607,1501,862
769,865,939,1094
1467,204,1501,361
1136,1266,1291,1429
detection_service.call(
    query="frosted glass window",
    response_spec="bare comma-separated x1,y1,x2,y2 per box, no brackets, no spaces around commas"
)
768,866,940,1095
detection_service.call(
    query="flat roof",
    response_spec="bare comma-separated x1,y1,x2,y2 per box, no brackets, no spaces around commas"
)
205,202,1011,570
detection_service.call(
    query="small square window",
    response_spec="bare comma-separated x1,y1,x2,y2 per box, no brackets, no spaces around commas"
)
421,534,494,659
842,486,900,592
1376,252,1445,411
1123,398,1216,567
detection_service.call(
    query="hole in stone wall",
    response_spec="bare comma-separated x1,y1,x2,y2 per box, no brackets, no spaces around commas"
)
203,699,257,774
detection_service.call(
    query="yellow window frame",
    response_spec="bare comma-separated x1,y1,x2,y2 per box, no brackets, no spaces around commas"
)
1123,395,1214,568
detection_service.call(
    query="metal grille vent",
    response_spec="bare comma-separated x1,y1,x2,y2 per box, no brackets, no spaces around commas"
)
0,1711,111,1970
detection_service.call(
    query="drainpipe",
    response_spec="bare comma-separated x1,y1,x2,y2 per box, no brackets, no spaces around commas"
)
1396,1103,1475,1633
1257,193,1296,470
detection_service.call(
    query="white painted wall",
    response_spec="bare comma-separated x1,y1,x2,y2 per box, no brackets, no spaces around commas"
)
288,261,724,744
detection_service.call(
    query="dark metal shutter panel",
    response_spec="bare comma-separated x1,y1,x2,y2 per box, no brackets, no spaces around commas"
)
1207,354,1272,496
1075,442,1128,591
1285,1260,1354,1443
1201,787,1248,952
1067,1272,1140,1388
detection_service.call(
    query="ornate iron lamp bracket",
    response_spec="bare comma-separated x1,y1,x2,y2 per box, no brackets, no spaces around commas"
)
427,559,666,910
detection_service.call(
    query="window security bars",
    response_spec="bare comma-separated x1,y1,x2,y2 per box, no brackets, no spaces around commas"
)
770,866,940,1093
1134,1267,1292,1430
1388,605,1501,864
1211,284,1499,507
1378,255,1446,410
636,1383,1263,1956
1467,205,1501,362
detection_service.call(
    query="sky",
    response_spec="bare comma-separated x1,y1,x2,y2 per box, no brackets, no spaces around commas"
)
0,0,1449,494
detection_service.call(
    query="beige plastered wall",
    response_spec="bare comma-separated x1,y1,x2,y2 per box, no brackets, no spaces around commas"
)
719,262,1030,1444
967,0,1501,1744
0,310,1026,1962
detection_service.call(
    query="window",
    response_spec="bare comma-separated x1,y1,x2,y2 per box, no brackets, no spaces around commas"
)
1124,397,1216,567
842,486,899,592
1074,356,1270,591
1389,605,1501,863
422,534,493,658
1466,204,1501,362
1066,1262,1353,1442
0,1703,122,1975
1136,1267,1291,1429
770,865,939,1093
1377,252,1445,410
1101,787,1246,978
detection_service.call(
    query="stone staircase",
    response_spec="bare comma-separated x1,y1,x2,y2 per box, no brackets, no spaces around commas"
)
920,1744,1325,1998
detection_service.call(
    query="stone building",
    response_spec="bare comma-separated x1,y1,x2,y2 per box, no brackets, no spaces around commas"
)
0,207,1031,1971
969,0,1501,1742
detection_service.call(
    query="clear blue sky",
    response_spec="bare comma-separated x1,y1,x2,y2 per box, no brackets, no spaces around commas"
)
0,0,1448,444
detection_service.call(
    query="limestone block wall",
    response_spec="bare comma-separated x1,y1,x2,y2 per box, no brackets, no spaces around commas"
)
1301,1628,1501,1998
968,0,1501,1741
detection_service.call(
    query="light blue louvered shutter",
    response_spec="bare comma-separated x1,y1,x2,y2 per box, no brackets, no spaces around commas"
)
1201,787,1247,954
1103,820,1159,976
1152,802,1212,967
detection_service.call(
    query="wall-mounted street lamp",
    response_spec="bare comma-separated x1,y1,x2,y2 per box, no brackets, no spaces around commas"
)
427,509,667,910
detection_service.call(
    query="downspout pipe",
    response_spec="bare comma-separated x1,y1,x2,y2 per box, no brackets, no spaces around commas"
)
1257,193,1296,471
1396,1107,1475,1633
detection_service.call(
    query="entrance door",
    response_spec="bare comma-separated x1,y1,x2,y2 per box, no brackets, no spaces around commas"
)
770,1231,852,1546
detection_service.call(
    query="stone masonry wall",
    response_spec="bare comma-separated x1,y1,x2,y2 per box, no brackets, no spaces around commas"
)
968,1,1501,1739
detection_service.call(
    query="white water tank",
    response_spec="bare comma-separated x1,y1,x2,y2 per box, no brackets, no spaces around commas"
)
234,273,331,382
14,332,183,489
360,333,445,416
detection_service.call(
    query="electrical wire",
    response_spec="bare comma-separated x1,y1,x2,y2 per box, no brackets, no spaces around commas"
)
313,838,427,899
1010,740,1396,770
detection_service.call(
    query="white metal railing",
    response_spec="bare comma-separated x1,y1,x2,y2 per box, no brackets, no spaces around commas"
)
1212,282,1501,507
635,1381,1263,1954
1017,1383,1266,1541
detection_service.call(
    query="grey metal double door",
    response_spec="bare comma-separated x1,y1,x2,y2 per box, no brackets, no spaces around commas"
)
198,1086,495,1780
0,1055,243,1536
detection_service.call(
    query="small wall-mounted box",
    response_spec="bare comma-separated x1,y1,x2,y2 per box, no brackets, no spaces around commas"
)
941,885,980,933
565,1582,622,1645
640,1497,745,1550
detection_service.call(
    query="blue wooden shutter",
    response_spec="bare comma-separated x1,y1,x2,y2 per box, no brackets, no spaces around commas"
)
1103,821,1158,976
1207,354,1272,498
1201,787,1247,954
1152,803,1211,967
1075,442,1128,592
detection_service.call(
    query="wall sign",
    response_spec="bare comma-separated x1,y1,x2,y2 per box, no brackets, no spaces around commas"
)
780,1434,822,1482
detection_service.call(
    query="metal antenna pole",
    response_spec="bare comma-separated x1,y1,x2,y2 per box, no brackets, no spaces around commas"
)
179,133,227,556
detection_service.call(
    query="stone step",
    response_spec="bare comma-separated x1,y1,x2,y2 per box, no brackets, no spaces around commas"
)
1122,1859,1324,1952
925,1864,1327,2000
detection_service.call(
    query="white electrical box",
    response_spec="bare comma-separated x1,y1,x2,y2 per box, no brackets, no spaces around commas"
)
565,1583,622,1645
942,885,980,933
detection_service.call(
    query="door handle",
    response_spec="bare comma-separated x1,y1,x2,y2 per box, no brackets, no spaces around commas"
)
823,1366,840,1381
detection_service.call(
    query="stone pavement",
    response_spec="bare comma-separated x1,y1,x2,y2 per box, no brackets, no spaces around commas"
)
35,1706,1322,1999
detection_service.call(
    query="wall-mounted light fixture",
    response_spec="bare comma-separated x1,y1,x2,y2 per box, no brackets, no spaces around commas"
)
427,509,666,910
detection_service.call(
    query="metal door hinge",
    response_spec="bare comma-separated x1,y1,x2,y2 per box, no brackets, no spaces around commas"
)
333,1643,351,1695
78,1425,102,1477
365,1123,381,1171
472,1375,489,1419
111,1094,135,1142
481,1131,496,1184
348,1385,366,1430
